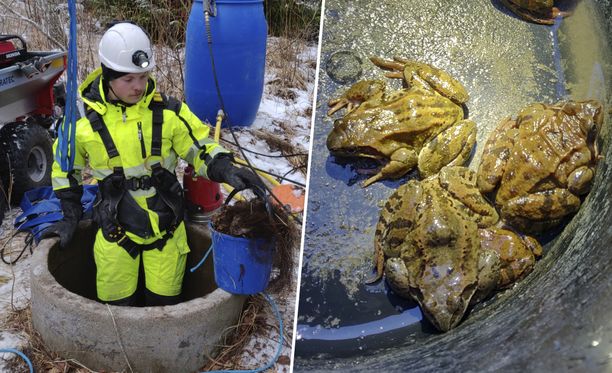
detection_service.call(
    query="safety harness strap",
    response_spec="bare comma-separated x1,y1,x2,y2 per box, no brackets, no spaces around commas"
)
87,109,119,159
88,95,185,258
116,225,177,259
149,93,165,156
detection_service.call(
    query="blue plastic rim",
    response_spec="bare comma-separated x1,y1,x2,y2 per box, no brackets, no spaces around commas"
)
210,223,274,295
185,0,267,126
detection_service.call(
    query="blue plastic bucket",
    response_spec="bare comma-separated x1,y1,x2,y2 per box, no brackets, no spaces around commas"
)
210,223,273,294
185,0,267,126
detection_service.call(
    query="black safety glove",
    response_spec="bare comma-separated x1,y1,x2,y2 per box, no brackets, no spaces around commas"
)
207,154,267,198
40,186,83,248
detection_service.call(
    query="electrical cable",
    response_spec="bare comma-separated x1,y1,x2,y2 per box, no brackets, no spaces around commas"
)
280,165,304,184
0,348,34,373
0,220,37,265
203,8,302,225
0,232,34,265
232,161,305,188
219,138,308,158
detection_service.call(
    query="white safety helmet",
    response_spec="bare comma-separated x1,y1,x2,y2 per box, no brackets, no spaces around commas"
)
98,22,155,73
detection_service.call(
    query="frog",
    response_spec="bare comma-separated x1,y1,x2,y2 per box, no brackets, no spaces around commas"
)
501,0,572,25
477,100,603,234
373,166,541,331
326,56,476,186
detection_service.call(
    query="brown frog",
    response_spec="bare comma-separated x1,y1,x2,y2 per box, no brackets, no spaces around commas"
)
374,166,541,331
327,57,476,186
478,100,603,234
501,0,572,25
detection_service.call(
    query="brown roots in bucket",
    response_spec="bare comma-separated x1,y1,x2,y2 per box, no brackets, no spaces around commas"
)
212,199,298,292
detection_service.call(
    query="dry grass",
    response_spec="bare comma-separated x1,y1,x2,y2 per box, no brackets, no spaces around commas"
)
201,295,267,371
250,127,308,173
267,37,313,94
4,306,99,373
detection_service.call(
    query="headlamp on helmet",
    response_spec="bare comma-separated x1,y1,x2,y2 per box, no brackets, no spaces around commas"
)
98,22,156,73
132,50,150,69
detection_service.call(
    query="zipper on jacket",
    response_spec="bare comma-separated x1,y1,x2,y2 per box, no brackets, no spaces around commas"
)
121,106,127,123
137,122,146,159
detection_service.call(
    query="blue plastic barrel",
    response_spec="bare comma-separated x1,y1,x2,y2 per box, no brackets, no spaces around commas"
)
210,224,273,294
185,0,267,126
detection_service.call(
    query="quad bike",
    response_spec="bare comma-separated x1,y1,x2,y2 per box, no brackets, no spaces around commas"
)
0,35,67,223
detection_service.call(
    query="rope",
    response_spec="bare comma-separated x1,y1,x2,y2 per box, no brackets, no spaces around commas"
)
0,348,34,373
55,0,78,171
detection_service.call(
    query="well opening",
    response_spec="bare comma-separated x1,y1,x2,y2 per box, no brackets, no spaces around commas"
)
48,220,218,303
31,220,245,372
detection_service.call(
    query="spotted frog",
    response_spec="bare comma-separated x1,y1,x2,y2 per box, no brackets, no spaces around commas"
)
327,57,476,186
501,0,572,25
374,166,541,331
477,100,603,234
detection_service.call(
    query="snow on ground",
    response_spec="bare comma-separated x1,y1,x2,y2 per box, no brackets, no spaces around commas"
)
0,36,316,372
0,208,31,368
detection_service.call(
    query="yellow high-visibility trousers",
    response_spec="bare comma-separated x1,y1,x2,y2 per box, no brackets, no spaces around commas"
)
93,222,190,302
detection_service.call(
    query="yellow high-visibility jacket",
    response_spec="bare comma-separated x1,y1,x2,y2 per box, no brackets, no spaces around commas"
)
52,68,228,244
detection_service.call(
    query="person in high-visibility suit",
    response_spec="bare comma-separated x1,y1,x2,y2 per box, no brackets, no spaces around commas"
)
43,22,264,306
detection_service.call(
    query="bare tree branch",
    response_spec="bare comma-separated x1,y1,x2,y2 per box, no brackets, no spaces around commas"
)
0,0,65,50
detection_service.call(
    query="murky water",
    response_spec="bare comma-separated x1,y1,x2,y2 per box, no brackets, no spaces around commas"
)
296,0,611,360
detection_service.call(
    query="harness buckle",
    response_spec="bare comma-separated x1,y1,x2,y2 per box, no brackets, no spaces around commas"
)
117,234,129,245
125,175,153,191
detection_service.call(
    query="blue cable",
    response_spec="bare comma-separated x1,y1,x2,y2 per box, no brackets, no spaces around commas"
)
0,348,34,373
56,0,78,172
203,292,284,373
190,244,214,273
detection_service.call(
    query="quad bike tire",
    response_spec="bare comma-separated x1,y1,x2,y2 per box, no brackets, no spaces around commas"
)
0,121,54,205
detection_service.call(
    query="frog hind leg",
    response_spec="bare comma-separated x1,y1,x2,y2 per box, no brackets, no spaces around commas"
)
477,116,518,193
371,56,433,91
418,119,476,179
471,236,502,305
370,56,405,77
478,227,540,291
501,189,581,233
362,148,417,187
392,56,470,105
